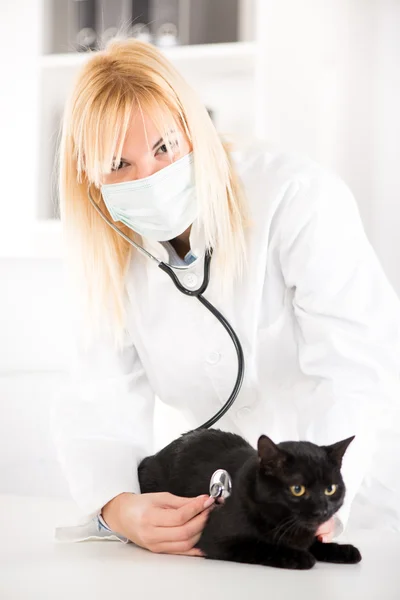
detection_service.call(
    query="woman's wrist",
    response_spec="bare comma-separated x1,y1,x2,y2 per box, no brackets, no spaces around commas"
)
102,492,135,532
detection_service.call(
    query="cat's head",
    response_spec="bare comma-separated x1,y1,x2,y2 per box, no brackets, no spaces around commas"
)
254,434,355,529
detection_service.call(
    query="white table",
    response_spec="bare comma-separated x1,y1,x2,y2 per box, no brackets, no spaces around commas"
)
1,494,400,600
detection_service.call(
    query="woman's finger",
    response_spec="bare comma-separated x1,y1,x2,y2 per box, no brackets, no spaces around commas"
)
316,517,335,542
150,495,213,527
153,492,208,510
183,548,205,557
180,547,205,557
151,507,211,543
151,532,203,555
316,517,334,535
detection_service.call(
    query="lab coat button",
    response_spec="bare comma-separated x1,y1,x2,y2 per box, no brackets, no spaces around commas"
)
183,273,198,288
236,407,252,419
206,351,221,365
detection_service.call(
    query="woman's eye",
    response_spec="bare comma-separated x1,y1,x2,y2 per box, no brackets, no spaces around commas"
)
112,160,128,172
324,484,337,496
290,485,306,497
156,140,179,156
156,143,168,155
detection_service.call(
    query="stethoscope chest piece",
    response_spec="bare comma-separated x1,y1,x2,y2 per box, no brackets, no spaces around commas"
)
209,469,232,501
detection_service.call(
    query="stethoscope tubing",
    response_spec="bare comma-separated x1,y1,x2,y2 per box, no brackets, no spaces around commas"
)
87,186,245,429
159,252,245,429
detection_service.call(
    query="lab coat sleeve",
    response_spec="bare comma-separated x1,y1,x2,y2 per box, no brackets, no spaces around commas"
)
277,171,400,537
50,292,155,522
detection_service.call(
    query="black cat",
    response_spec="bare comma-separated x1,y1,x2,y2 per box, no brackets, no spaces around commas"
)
138,429,362,569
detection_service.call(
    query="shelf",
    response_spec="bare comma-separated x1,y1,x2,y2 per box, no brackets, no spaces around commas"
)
40,41,256,78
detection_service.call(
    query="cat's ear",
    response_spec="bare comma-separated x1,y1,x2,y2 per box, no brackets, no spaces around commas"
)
257,435,286,472
324,435,355,466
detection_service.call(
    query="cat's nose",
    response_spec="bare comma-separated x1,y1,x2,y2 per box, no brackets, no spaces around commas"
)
312,508,329,519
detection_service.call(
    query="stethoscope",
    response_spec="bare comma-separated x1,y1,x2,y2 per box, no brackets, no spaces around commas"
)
209,469,232,502
87,186,245,431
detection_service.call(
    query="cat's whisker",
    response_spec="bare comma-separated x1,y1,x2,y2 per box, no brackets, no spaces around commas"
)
269,515,291,540
270,514,293,538
282,518,301,543
273,515,297,545
279,514,304,546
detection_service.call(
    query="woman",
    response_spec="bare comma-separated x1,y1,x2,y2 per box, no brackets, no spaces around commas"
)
51,38,400,555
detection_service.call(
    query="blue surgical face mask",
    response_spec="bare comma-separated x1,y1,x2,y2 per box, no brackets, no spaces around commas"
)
100,151,198,242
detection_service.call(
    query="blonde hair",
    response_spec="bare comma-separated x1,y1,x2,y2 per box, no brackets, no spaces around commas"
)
58,36,250,351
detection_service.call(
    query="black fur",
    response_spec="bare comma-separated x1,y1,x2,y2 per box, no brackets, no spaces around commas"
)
138,429,362,569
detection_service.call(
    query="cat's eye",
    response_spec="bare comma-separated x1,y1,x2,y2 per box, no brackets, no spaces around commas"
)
324,484,337,496
290,485,306,497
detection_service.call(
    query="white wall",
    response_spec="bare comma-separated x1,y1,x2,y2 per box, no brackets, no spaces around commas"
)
255,0,400,296
371,1,400,298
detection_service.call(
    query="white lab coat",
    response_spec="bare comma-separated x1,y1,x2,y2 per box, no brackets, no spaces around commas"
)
51,140,400,541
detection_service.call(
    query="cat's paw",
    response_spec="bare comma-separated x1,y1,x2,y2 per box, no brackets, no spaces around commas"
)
334,544,362,564
310,540,362,564
276,549,316,570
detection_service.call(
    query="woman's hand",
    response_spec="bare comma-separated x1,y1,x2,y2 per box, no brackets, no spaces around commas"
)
316,517,335,543
101,491,214,556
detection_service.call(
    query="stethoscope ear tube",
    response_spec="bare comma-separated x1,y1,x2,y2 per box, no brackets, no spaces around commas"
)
87,185,245,429
158,250,245,430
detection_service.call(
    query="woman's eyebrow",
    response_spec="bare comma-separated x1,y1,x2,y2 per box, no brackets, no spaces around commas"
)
151,137,163,150
116,133,176,163
151,129,178,151
116,138,161,163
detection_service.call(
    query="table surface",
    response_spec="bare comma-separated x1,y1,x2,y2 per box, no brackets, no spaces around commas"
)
1,494,400,600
